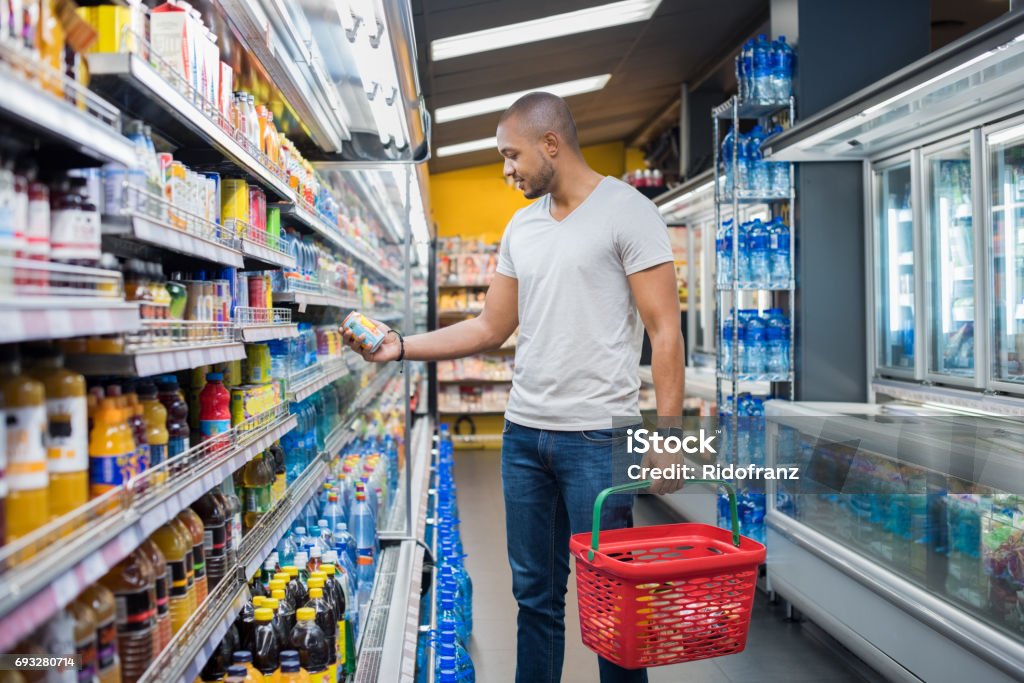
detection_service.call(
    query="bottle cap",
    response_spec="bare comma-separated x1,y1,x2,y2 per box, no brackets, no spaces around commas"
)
271,589,286,601
310,571,326,581
294,552,308,565
252,596,265,608
227,666,248,678
280,650,299,663
268,579,287,591
263,598,279,611
308,577,325,589
310,547,322,559
322,563,336,575
309,588,323,599
254,608,273,622
296,607,315,621
280,660,300,674
206,372,224,381
318,520,329,528
232,651,252,664
284,566,299,577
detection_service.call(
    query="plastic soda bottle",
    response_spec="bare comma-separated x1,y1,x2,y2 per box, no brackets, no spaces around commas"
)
176,509,208,604
138,538,171,655
100,549,157,683
150,521,194,634
0,354,49,538
289,607,330,683
252,608,280,680
199,372,232,445
231,651,263,683
89,397,136,500
156,376,190,458
138,382,169,481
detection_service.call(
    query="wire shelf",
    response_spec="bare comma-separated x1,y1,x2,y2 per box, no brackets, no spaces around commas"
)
113,184,241,253
0,257,125,299
124,319,236,351
235,306,292,326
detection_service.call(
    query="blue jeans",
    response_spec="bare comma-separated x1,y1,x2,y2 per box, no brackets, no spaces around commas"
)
501,419,648,683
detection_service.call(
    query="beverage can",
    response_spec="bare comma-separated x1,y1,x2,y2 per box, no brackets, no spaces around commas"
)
220,179,249,236
342,311,386,353
247,274,266,311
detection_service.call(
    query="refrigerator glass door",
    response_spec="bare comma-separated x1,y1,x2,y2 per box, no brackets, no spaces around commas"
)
926,144,975,379
875,163,916,372
694,223,706,351
989,128,1024,384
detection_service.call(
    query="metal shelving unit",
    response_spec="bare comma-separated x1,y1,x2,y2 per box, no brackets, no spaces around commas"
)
67,339,246,377
713,95,797,446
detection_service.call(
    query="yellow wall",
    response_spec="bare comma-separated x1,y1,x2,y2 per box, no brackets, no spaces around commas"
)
430,141,647,243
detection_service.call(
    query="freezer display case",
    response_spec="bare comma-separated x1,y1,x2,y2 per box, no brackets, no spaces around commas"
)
765,401,1024,682
989,125,1024,385
874,160,916,374
925,140,976,380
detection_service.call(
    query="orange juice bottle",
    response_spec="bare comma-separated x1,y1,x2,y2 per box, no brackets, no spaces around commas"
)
231,651,264,683
37,0,66,97
176,509,208,604
89,397,136,499
139,538,171,655
138,382,169,483
167,517,198,613
0,353,49,540
150,521,194,634
25,346,88,519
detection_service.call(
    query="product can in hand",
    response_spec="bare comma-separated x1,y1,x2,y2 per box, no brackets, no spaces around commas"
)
342,311,386,353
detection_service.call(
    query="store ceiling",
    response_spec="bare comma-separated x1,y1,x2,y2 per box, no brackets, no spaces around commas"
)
413,0,768,173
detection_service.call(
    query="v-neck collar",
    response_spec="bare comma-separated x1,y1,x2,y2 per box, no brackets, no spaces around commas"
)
545,176,611,224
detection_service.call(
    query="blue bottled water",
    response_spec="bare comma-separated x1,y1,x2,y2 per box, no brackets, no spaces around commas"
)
438,564,473,635
769,125,790,195
721,126,736,195
736,221,752,285
436,623,475,682
736,133,750,192
746,126,769,195
734,311,750,374
717,219,733,287
741,39,754,100
771,36,794,102
352,482,377,599
437,592,468,645
752,34,772,102
721,317,733,373
748,219,770,287
768,216,790,287
743,312,766,375
765,313,787,374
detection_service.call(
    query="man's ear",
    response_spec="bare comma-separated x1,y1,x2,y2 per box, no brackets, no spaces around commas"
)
542,131,560,157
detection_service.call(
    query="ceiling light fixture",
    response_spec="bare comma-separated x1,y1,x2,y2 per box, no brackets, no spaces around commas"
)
436,137,498,158
434,74,612,123
430,0,662,61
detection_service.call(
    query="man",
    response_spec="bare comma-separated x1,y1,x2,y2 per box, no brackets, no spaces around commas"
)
342,92,685,683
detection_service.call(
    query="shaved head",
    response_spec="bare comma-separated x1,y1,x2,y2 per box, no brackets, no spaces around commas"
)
498,92,580,151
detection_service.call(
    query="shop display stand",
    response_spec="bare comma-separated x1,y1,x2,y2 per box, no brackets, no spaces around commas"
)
712,95,797,455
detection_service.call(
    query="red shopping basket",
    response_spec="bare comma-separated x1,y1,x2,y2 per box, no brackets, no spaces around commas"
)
570,479,766,669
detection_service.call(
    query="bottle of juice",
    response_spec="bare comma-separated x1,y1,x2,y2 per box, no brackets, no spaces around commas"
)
79,584,121,683
176,509,208,604
157,376,190,458
199,372,231,445
89,397,136,500
68,594,99,683
214,484,242,566
150,521,193,635
232,651,263,683
252,608,279,681
268,442,286,505
138,382,168,480
139,538,171,657
289,608,329,683
168,517,198,613
225,665,248,683
304,586,336,683
188,366,208,433
192,493,228,589
277,658,308,683
125,389,150,475
24,345,87,519
241,452,273,532
0,352,49,539
99,550,157,683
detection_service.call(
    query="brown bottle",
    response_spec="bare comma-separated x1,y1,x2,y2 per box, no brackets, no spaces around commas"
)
68,596,98,683
139,538,171,656
176,509,208,604
191,493,228,590
151,520,195,634
99,550,156,683
78,584,121,683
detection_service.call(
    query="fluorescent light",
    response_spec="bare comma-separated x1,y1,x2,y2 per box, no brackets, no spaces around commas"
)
988,123,1024,146
431,0,662,61
436,137,498,158
435,74,612,123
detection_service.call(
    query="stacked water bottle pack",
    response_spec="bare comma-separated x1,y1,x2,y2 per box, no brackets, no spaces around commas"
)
720,309,791,378
716,216,791,288
415,425,475,682
721,125,791,198
717,395,768,545
736,34,795,105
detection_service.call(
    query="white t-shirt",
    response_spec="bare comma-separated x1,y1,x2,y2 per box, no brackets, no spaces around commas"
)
496,176,674,430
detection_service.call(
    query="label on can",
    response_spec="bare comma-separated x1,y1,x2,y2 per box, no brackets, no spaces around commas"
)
342,311,386,353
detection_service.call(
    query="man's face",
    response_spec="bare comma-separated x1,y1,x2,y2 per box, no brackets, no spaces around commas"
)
497,118,555,200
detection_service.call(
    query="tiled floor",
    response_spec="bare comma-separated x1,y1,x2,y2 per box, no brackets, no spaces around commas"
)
454,449,888,683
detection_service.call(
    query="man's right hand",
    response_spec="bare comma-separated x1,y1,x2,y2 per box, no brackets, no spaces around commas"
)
340,319,400,363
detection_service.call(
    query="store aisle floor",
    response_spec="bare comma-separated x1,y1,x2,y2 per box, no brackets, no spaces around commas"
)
454,449,886,683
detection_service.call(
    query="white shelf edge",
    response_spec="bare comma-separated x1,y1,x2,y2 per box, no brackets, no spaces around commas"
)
0,300,140,344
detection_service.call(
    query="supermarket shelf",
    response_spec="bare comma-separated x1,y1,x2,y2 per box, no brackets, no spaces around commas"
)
102,213,244,268
287,359,349,403
141,454,330,683
87,52,293,201
67,341,246,377
0,405,297,653
719,191,792,204
0,45,137,168
717,281,795,292
439,378,513,385
236,223,297,271
237,323,299,343
717,371,794,382
451,433,503,445
273,286,360,313
0,299,140,344
713,96,792,120
278,202,404,289
235,307,298,342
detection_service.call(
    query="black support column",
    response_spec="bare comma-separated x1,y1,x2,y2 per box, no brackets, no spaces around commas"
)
788,0,929,401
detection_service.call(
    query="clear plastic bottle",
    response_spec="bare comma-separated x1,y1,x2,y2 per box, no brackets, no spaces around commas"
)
192,493,228,589
139,538,171,656
252,608,280,680
241,452,274,532
157,375,190,459
768,216,791,287
79,584,121,683
150,521,193,634
99,549,156,683
289,607,329,683
771,36,794,103
304,586,337,683
176,509,208,605
743,312,767,376
748,219,770,288
752,34,772,102
69,593,99,683
231,650,264,683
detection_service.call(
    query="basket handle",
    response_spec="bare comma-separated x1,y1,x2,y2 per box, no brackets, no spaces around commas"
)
588,479,740,561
